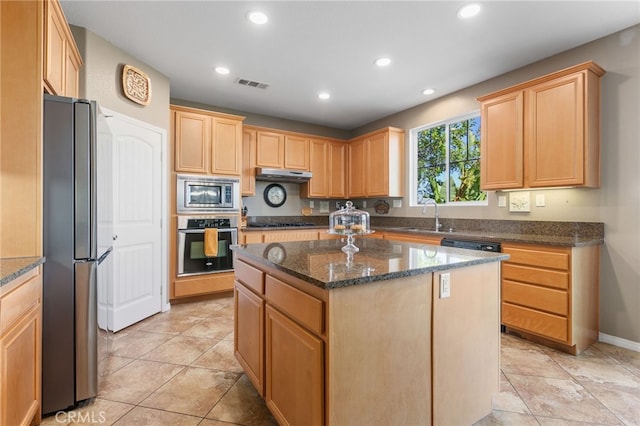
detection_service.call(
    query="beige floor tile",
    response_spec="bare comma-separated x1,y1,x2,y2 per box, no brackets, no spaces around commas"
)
491,372,531,414
99,359,184,405
582,381,640,426
170,300,228,317
507,373,621,424
594,342,640,377
536,416,624,425
98,355,135,377
210,304,234,318
140,335,218,365
198,419,244,426
41,398,134,426
206,374,277,425
113,406,201,425
182,316,234,340
501,341,572,379
473,409,539,425
140,367,240,417
136,313,210,335
192,339,244,373
107,330,174,358
548,348,640,388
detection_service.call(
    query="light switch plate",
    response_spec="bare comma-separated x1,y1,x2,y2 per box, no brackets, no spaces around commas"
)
309,200,314,208
535,194,545,207
320,201,329,213
498,195,507,207
363,201,367,208
439,273,451,299
393,199,402,208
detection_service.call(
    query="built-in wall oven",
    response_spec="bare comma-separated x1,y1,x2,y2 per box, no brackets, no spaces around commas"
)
177,216,238,277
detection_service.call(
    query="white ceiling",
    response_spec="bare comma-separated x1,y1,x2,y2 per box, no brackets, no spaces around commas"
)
60,1,640,130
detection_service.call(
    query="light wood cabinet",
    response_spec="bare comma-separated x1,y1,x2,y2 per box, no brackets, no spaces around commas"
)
234,261,325,426
171,105,244,176
283,135,310,171
262,230,318,243
301,139,347,199
241,129,256,196
255,131,285,169
478,61,604,190
348,127,404,198
328,141,347,198
501,242,600,354
0,268,42,426
383,232,442,246
44,0,82,97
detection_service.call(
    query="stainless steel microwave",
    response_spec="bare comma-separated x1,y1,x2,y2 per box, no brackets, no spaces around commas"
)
176,174,240,214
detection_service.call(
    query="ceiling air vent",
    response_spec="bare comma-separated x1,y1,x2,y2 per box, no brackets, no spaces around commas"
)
236,78,269,89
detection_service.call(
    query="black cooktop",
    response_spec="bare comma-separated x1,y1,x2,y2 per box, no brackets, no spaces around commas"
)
247,222,317,228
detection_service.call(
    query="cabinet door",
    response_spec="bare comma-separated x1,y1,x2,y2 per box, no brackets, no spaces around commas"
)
243,232,264,244
234,283,265,395
480,91,524,190
366,132,389,196
0,305,41,426
211,117,242,175
44,0,66,95
256,131,284,168
383,232,441,246
304,140,328,198
174,111,210,173
265,305,323,426
64,47,81,98
242,129,256,196
262,230,318,242
328,141,347,198
527,73,585,187
284,135,310,171
347,138,366,197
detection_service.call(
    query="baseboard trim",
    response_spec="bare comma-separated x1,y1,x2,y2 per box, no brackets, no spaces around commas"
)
599,332,640,352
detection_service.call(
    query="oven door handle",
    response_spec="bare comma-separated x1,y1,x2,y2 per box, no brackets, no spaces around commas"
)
178,228,234,234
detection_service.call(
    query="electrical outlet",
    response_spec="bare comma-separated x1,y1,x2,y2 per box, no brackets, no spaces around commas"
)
393,199,402,208
535,194,545,207
363,201,367,208
309,201,314,208
498,195,507,207
439,273,451,299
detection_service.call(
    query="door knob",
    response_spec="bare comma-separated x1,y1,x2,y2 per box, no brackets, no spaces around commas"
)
113,234,118,241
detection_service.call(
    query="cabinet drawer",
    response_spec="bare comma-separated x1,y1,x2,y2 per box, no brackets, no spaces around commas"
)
234,260,265,294
502,303,568,343
0,270,41,333
503,246,569,270
503,263,569,290
502,280,568,316
265,276,323,335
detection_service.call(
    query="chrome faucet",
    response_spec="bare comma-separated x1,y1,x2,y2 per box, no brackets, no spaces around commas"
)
422,198,441,232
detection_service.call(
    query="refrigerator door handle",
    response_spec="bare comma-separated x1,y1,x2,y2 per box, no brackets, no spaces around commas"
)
74,100,97,259
75,260,98,402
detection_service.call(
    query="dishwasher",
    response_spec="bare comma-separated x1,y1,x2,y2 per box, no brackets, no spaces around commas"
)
440,238,501,253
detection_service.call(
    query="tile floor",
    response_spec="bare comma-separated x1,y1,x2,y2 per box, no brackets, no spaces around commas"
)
41,296,639,425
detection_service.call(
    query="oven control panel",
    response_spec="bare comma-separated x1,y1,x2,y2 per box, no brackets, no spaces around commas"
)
178,215,238,230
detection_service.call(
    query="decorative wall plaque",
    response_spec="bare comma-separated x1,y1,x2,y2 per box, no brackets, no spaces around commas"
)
122,64,151,106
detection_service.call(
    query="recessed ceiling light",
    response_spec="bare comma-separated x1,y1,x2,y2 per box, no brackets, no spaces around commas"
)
318,92,331,100
422,88,436,95
375,57,391,67
457,3,481,19
214,66,230,75
248,11,268,25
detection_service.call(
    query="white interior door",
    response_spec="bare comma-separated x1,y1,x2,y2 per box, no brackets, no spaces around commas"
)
99,110,167,332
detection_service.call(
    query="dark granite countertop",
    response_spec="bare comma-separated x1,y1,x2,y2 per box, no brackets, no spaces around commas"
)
241,217,604,247
0,256,45,287
232,238,508,289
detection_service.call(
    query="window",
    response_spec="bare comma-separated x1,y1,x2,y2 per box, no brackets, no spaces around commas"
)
412,113,486,205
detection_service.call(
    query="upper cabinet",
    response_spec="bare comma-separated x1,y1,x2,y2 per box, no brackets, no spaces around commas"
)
300,139,346,199
283,135,310,171
242,128,257,196
171,105,245,176
255,131,284,169
348,127,404,198
478,61,604,190
44,0,82,97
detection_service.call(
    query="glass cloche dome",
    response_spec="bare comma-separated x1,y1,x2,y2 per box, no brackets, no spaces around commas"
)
328,201,373,252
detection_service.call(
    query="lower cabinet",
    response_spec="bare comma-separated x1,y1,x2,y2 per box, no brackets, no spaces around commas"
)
265,305,323,426
383,232,442,245
234,281,264,395
501,242,599,354
0,268,42,426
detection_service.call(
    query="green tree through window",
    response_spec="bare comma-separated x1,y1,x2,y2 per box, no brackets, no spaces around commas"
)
415,115,486,204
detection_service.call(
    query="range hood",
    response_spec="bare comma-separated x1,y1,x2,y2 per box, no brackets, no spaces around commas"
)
255,167,312,183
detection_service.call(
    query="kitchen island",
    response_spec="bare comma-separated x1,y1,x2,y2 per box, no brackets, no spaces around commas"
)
232,238,509,426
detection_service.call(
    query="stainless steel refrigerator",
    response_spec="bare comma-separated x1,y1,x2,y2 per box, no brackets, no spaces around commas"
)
42,94,112,414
